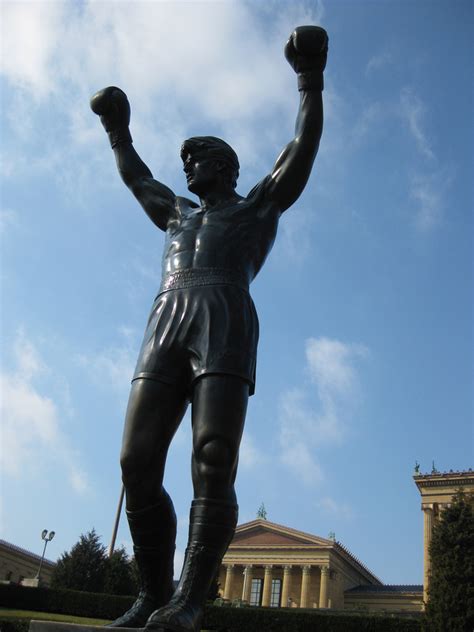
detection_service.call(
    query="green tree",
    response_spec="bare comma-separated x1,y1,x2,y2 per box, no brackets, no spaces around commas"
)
424,491,474,632
103,546,139,596
51,529,107,592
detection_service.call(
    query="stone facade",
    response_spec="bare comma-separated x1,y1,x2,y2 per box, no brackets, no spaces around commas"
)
218,519,391,611
0,539,55,587
345,585,424,613
414,468,474,602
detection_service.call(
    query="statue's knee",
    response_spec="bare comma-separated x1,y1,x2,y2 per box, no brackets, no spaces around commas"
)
120,447,142,486
196,437,234,471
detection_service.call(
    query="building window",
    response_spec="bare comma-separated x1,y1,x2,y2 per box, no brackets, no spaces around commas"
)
270,578,282,607
249,578,263,606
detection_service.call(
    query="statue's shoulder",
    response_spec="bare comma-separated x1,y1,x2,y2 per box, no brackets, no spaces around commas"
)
246,175,272,202
246,175,280,219
175,196,200,215
165,196,200,231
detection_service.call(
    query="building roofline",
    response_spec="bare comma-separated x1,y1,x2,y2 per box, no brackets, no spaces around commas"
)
231,519,381,585
234,519,333,545
0,539,55,567
345,584,423,594
414,469,474,492
413,468,473,480
333,541,383,585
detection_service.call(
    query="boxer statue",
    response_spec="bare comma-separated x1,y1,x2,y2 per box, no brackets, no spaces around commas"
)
91,25,328,632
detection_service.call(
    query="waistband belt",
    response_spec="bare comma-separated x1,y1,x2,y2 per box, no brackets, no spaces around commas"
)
159,268,249,294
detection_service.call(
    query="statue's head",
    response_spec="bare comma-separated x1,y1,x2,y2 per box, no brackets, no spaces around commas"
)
180,136,240,191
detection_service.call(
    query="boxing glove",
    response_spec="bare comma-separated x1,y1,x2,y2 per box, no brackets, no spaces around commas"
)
285,26,328,91
90,86,132,148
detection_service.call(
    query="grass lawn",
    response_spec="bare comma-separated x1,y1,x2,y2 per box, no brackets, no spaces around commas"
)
0,610,213,631
0,608,111,626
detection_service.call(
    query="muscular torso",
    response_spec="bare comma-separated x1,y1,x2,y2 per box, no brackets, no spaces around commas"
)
163,183,280,285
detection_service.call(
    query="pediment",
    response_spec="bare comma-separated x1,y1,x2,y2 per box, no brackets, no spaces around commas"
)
229,520,331,548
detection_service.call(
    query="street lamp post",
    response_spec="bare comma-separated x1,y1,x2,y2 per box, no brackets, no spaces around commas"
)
36,529,55,583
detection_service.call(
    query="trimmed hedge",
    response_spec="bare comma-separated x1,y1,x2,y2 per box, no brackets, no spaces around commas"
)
0,584,133,621
0,621,30,632
202,605,422,632
0,585,422,631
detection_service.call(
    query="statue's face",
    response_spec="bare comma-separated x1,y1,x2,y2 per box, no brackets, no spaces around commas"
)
183,153,220,195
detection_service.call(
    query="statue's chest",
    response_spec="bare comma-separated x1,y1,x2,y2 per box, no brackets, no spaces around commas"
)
175,206,250,244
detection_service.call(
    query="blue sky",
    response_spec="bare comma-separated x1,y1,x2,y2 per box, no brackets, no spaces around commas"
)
1,0,472,586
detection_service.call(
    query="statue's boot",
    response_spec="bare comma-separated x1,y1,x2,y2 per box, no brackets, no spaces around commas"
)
108,490,176,628
145,498,238,632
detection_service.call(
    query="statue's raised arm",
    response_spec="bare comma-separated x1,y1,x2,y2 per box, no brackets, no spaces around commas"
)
263,26,327,213
90,87,176,231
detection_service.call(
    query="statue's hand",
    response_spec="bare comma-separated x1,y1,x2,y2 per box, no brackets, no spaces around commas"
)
285,26,328,91
90,87,132,148
90,86,131,133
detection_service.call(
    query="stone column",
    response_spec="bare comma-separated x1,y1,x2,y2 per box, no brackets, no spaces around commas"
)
281,565,292,608
261,565,273,607
319,565,329,608
242,565,253,602
223,564,235,600
300,565,311,608
423,505,434,603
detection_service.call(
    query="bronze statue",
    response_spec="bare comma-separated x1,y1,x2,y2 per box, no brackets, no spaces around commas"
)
91,25,328,632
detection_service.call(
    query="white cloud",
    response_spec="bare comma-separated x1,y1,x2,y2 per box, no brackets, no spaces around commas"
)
239,431,265,470
348,85,451,233
1,374,59,475
279,390,324,485
365,51,392,75
316,496,354,521
76,332,136,395
397,87,453,231
0,208,19,234
351,102,384,145
279,337,368,485
410,174,441,231
409,168,453,232
305,337,368,401
398,88,456,231
400,88,435,161
0,332,89,494
13,329,46,380
0,2,65,98
1,1,327,190
278,206,314,266
70,468,90,495
0,2,297,115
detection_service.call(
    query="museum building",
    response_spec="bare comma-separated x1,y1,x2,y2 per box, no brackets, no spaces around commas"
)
217,518,384,610
217,468,473,613
0,539,55,587
414,467,474,603
217,519,423,612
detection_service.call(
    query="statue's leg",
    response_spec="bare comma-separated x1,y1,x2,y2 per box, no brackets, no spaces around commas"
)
109,378,189,628
146,374,249,632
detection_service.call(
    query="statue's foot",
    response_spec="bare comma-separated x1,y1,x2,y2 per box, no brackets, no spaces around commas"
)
107,592,158,628
144,600,202,632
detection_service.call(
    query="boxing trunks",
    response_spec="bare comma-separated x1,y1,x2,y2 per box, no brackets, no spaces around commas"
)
132,268,259,395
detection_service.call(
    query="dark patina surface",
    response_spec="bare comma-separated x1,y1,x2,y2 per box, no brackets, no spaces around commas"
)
90,25,328,632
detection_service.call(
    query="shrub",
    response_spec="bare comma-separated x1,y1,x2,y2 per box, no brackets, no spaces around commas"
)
424,491,474,632
0,585,423,631
202,605,422,631
0,620,30,632
0,584,134,620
